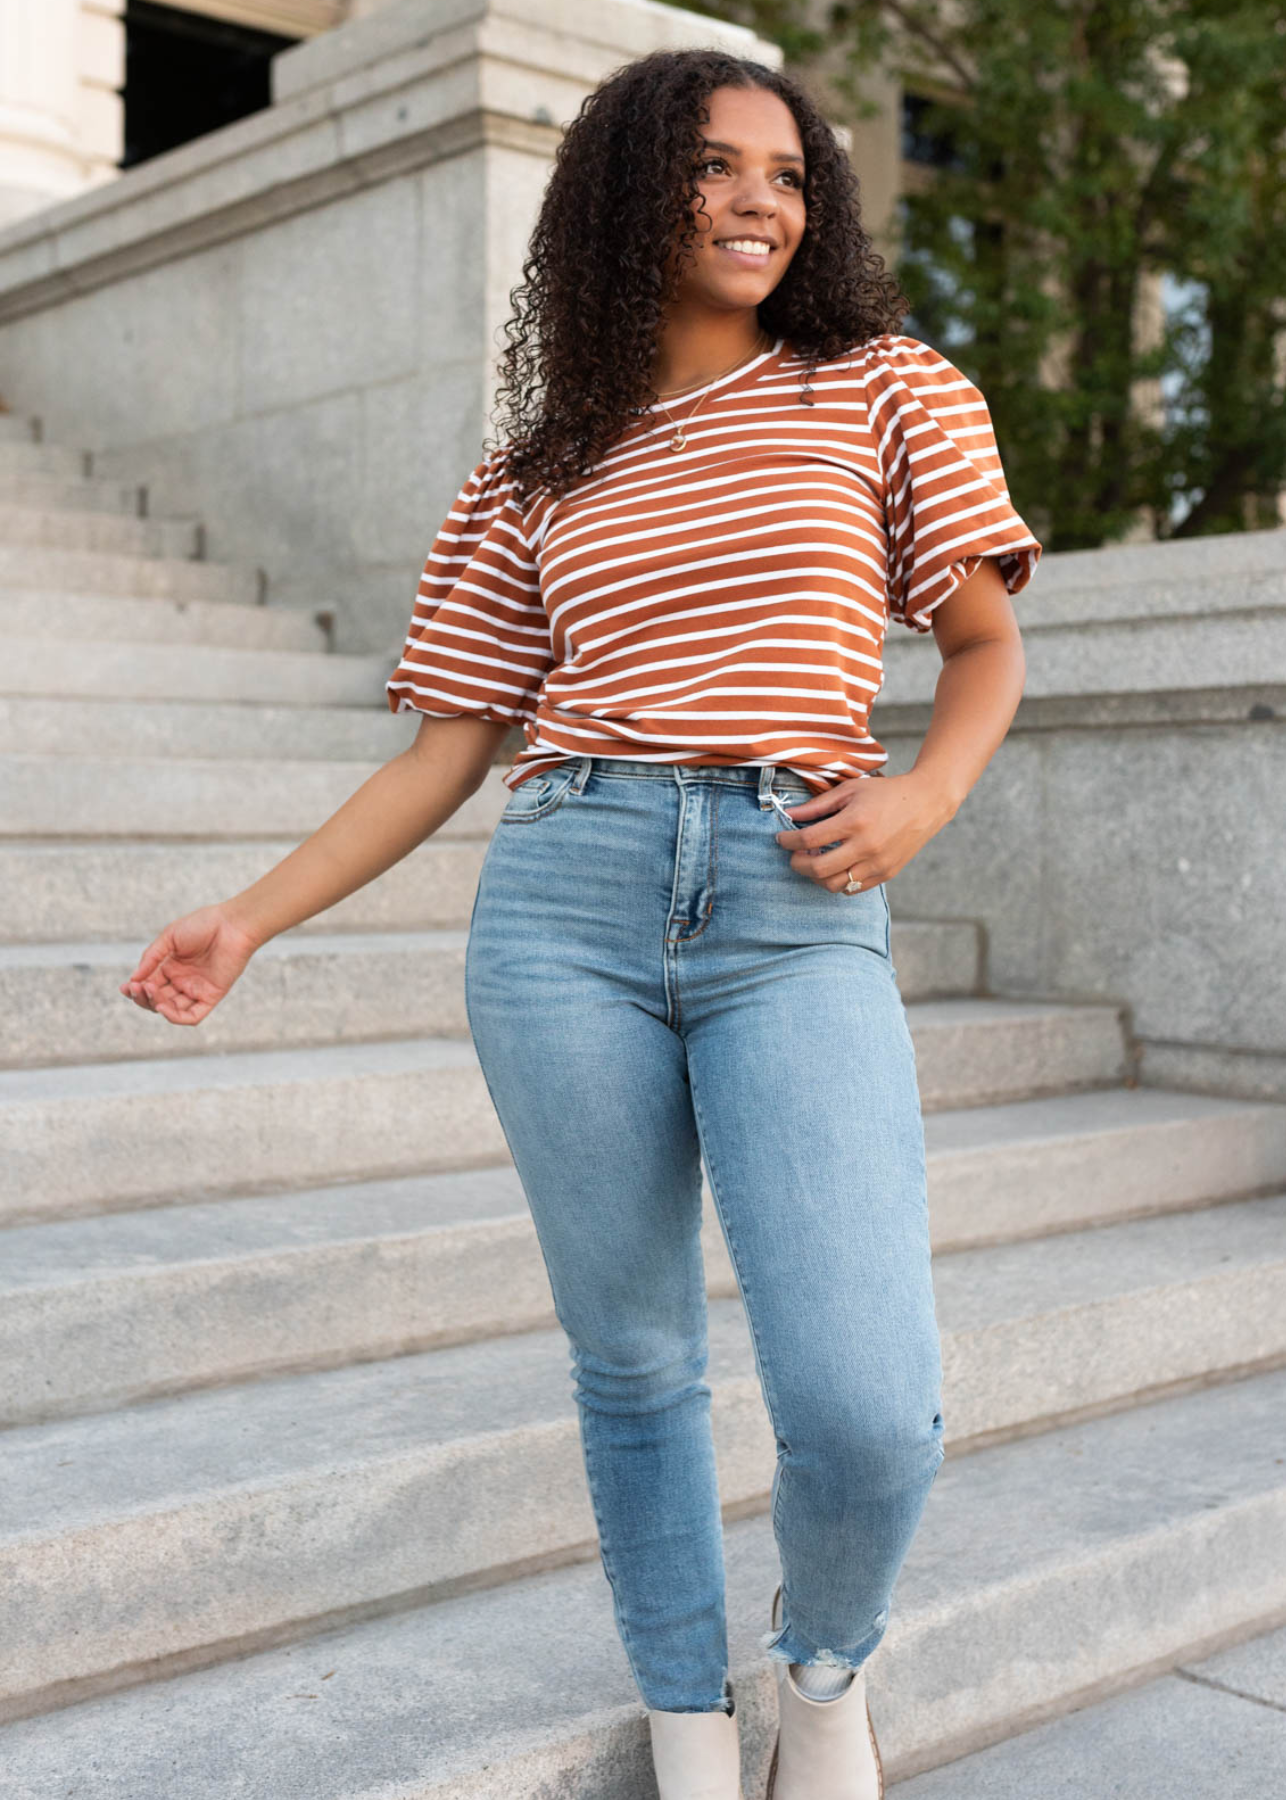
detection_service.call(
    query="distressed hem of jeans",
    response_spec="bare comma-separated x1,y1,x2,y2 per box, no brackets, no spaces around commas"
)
654,1677,735,1717
758,1611,887,1673
656,1698,735,1717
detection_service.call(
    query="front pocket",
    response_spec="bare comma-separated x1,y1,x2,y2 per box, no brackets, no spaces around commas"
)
497,766,577,823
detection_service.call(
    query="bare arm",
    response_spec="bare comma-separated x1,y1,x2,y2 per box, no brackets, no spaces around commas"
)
122,713,511,1024
221,714,509,947
903,554,1028,817
771,558,1028,889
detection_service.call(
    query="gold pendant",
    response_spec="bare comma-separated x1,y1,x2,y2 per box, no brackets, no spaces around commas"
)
668,431,686,452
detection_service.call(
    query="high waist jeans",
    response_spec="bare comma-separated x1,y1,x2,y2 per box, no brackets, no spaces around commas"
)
464,755,946,1716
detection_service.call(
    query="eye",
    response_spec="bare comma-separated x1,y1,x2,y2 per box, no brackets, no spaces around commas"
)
696,157,804,187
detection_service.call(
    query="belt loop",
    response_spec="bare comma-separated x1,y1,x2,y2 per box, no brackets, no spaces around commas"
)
757,763,776,809
570,754,592,794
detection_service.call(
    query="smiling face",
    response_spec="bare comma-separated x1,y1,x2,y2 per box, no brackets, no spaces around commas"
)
665,83,808,314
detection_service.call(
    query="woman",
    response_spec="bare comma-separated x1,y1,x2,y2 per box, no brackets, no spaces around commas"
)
122,47,1041,1800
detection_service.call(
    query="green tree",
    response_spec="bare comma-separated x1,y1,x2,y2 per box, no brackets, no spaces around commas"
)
672,0,1286,549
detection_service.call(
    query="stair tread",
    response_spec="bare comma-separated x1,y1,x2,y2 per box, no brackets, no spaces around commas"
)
0,542,247,581
0,1000,1118,1103
0,1086,1277,1291
0,1164,530,1287
1,640,389,711
895,1625,1286,1796
932,1188,1286,1326
2,635,384,681
0,928,472,969
3,1365,1285,1794
0,591,321,648
0,504,197,552
4,1191,1284,1541
0,476,143,512
0,1033,482,1102
0,919,963,968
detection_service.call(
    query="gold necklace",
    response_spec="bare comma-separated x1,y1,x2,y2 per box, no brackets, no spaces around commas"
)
651,329,770,453
653,331,767,397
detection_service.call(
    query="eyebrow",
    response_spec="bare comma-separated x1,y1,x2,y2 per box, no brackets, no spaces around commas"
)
699,137,806,169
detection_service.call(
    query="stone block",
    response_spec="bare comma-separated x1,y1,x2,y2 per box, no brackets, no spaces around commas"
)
237,177,421,414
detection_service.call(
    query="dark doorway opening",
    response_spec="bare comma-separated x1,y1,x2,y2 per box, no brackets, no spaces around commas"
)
122,1,298,170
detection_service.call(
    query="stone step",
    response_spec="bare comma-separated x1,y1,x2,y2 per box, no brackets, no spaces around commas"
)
0,1315,1283,1747
0,414,38,444
0,750,507,839
0,442,86,480
0,504,200,559
0,929,469,1066
0,473,145,515
883,608,1286,705
0,1037,503,1227
0,918,985,1068
2,637,387,705
7,818,1000,949
894,1621,1286,1796
3,1088,1283,1426
1017,519,1286,595
1017,563,1286,626
0,1000,1128,1225
0,543,260,606
0,691,413,758
0,593,325,658
6,1374,1286,1791
0,837,478,941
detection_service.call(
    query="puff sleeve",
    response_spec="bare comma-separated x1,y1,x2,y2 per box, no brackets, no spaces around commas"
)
385,445,553,725
865,336,1043,633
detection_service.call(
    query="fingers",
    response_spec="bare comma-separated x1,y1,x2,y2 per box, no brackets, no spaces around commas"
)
778,838,882,892
120,973,161,1011
778,831,860,880
119,963,216,1025
126,934,172,987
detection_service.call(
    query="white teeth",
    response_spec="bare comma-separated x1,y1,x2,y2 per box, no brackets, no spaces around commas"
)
718,240,771,256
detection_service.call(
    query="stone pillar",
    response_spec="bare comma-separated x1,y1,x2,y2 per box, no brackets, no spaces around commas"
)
0,0,124,229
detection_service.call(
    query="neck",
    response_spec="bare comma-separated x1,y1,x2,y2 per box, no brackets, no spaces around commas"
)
649,309,769,396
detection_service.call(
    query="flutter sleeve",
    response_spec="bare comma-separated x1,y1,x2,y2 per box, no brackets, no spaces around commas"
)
865,336,1043,633
385,444,553,724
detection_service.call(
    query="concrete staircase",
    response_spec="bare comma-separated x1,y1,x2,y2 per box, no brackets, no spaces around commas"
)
2,409,1286,1797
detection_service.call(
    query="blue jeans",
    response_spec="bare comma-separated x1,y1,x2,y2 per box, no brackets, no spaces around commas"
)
464,755,946,1715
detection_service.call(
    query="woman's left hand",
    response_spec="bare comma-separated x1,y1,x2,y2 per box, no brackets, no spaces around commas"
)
774,772,956,892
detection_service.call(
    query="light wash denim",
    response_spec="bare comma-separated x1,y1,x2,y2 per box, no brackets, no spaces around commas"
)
464,754,946,1716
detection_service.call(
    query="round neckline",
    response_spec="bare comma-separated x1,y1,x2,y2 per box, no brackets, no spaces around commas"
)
641,334,786,415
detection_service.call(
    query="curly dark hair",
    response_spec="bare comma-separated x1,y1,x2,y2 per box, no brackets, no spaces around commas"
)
486,47,910,503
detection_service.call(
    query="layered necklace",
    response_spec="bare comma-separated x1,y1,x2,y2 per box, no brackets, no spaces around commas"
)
650,328,771,453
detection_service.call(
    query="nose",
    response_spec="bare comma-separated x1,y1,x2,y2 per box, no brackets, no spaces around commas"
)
729,166,780,215
734,183,777,217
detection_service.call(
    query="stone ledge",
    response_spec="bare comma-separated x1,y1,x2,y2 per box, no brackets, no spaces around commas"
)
876,681,1286,735
275,0,772,102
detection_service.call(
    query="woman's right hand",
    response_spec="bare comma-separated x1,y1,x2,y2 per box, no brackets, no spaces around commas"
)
120,904,260,1027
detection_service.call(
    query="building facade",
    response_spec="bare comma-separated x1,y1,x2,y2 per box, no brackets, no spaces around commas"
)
0,1,394,228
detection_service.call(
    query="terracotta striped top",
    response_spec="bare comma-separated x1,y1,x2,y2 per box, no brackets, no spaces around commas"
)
386,332,1043,793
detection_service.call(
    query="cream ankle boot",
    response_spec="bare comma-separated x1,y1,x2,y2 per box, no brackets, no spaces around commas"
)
648,1694,744,1800
763,1584,883,1800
